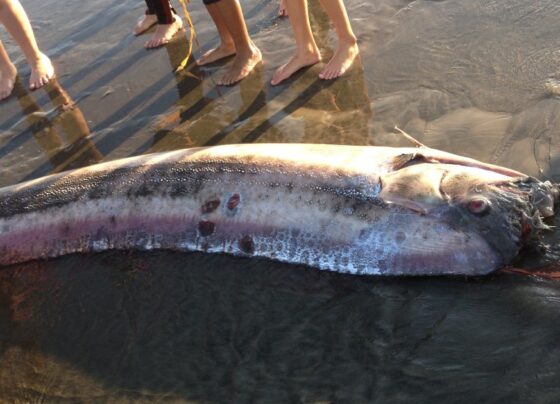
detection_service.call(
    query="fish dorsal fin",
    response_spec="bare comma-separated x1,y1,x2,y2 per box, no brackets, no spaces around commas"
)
394,126,427,148
380,163,447,214
392,152,433,171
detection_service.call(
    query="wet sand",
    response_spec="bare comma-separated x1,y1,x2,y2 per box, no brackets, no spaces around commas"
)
1,0,560,401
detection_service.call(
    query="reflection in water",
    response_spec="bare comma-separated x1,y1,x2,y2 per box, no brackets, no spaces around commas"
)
141,39,207,153
10,79,103,181
131,0,372,151
0,78,101,186
195,0,373,147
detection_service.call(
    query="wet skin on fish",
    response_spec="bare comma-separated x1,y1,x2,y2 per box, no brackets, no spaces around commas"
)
0,144,557,275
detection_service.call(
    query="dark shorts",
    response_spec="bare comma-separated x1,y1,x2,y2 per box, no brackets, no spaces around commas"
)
146,0,223,24
145,0,175,24
146,0,223,23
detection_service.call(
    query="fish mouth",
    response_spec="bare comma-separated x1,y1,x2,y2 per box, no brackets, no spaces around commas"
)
381,224,503,276
438,234,503,275
360,211,505,275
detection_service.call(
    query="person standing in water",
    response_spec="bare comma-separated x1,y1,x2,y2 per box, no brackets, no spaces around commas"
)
196,0,262,86
0,0,55,100
133,0,184,49
270,0,359,85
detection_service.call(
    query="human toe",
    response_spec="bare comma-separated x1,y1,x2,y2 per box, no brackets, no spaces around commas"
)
271,68,288,86
0,86,12,100
270,67,284,85
219,73,234,86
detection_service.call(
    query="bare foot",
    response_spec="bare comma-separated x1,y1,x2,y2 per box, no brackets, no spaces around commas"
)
278,0,288,17
217,46,262,86
196,42,236,66
0,61,17,100
29,53,55,90
318,40,359,80
133,13,157,36
270,50,321,86
145,16,184,49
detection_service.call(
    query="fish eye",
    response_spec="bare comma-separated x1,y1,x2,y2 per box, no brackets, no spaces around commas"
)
467,198,490,216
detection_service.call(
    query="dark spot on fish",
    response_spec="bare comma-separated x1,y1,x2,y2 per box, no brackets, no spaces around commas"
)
227,193,240,210
239,235,254,254
395,232,406,243
62,224,71,235
198,220,215,237
129,183,153,198
169,182,190,197
88,186,113,200
110,215,117,225
201,198,220,213
189,178,204,196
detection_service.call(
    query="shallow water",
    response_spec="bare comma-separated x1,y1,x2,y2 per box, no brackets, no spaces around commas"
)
1,0,560,401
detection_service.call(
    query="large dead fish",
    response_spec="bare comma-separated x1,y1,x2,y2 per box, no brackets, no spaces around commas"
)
0,144,557,275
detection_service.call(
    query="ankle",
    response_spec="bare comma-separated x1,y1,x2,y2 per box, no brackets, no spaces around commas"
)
28,52,47,69
296,46,320,59
0,61,16,75
220,40,235,50
338,34,358,47
295,49,321,60
0,55,14,70
237,44,260,58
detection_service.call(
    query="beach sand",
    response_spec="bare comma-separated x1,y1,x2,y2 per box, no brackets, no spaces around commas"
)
1,0,560,401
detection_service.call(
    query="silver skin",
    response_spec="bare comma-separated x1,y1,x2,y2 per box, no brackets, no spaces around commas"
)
0,144,556,275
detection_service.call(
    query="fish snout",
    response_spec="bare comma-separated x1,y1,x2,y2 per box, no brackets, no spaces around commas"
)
530,180,558,218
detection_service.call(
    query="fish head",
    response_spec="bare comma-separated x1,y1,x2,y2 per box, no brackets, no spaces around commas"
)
379,163,558,274
439,167,557,262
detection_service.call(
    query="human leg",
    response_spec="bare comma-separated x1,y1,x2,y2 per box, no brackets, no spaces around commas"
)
214,0,261,85
0,39,17,100
317,0,358,80
144,0,184,49
270,0,321,86
196,0,236,65
0,0,54,90
133,1,158,36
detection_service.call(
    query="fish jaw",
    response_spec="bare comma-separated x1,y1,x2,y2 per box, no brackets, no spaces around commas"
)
354,210,503,276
